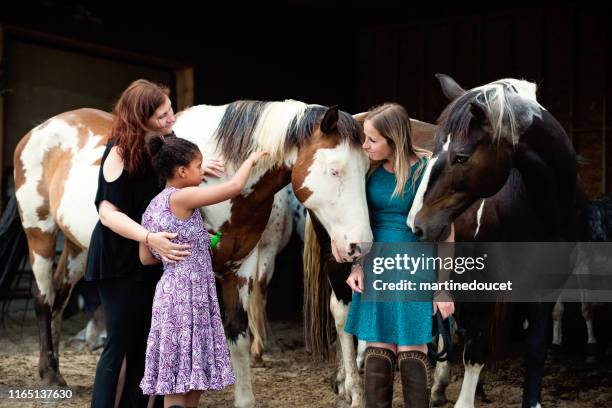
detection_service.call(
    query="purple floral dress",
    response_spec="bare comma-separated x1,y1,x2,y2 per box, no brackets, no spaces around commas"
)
140,186,235,395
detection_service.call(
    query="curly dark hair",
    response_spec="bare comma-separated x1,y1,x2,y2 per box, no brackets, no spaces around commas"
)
146,135,201,180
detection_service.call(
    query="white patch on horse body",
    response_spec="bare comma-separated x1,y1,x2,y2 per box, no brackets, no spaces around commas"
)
407,156,438,230
57,131,106,247
16,119,81,233
257,188,292,284
32,252,55,305
454,362,484,408
65,251,87,284
172,105,234,233
229,333,256,408
474,199,486,238
330,290,362,407
236,248,259,309
173,104,228,160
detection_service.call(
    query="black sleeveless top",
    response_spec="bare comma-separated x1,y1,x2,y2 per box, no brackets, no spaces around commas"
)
85,139,163,282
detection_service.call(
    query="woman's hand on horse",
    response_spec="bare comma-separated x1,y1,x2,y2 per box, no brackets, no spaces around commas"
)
148,231,190,262
433,300,455,320
346,264,364,293
202,158,225,181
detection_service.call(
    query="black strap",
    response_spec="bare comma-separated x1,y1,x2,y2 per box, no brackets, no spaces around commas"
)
428,310,453,363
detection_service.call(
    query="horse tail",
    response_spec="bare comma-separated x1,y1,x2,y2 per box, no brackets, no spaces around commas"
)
247,277,267,360
303,212,334,359
0,193,29,297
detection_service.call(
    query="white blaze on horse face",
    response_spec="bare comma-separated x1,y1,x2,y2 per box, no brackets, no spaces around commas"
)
407,155,438,231
300,143,372,262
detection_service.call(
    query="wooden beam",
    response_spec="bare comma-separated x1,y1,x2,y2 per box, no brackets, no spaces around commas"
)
176,67,194,111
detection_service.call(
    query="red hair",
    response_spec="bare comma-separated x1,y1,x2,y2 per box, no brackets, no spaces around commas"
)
111,79,170,176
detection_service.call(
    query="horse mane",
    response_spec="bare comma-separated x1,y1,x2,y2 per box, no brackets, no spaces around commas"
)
214,100,363,168
436,79,538,147
286,105,364,148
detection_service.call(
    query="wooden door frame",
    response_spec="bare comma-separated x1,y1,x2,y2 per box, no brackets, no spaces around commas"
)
0,24,194,210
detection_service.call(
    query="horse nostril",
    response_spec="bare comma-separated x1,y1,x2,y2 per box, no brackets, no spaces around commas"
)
414,227,423,237
348,243,361,257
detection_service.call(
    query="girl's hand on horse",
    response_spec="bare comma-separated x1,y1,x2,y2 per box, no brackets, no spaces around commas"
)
147,231,190,262
202,158,225,182
248,151,268,164
433,300,455,320
346,263,364,293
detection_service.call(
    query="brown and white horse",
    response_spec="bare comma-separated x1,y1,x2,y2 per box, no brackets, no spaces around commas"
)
12,100,372,407
302,117,438,408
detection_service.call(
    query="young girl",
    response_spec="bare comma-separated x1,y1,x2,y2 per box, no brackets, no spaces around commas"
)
138,135,266,408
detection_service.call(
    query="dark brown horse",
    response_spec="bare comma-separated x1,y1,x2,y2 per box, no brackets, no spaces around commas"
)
408,74,586,408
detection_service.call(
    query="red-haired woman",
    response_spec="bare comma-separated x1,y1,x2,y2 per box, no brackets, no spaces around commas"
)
85,79,222,407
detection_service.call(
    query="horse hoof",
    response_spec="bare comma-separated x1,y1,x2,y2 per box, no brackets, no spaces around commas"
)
41,371,67,387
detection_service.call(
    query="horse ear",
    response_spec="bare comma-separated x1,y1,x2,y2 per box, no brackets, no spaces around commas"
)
470,101,489,125
320,105,339,133
352,112,368,126
436,73,466,101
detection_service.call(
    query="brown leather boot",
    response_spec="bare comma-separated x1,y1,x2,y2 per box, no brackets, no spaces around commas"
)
364,346,396,408
397,350,433,408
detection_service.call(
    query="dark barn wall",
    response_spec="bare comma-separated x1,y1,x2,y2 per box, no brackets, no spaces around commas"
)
357,1,611,198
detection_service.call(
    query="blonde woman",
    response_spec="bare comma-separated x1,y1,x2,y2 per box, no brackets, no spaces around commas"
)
344,103,454,408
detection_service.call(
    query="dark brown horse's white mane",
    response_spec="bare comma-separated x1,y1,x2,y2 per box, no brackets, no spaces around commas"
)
436,77,540,147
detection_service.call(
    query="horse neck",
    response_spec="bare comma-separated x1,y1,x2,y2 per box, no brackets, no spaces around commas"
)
249,166,292,204
512,114,579,237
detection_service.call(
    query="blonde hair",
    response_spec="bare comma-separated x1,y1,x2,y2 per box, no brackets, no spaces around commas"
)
365,103,430,197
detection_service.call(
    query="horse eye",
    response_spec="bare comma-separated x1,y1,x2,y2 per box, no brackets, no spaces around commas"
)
453,154,469,164
330,168,339,177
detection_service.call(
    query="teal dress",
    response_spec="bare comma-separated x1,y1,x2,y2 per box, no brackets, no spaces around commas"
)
344,162,434,346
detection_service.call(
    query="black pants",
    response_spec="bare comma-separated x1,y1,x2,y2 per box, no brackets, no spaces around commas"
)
91,276,162,408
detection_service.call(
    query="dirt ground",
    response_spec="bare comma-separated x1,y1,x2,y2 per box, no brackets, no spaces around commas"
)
1,304,611,408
